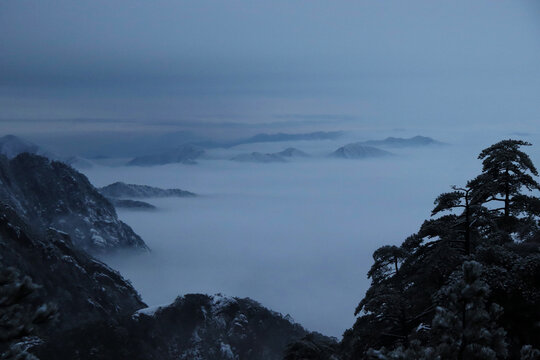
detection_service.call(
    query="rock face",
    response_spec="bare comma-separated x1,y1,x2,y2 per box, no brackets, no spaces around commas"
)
285,333,341,360
0,204,146,334
359,135,442,148
0,153,148,253
330,144,392,159
0,154,328,360
37,294,325,360
231,152,287,163
99,182,195,198
127,145,205,166
2,212,332,360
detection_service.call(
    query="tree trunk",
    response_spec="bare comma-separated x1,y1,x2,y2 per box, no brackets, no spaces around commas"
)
464,191,470,255
504,167,510,220
458,301,467,360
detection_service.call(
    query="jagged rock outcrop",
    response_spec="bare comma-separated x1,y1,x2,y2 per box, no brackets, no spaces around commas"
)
0,204,146,335
2,212,332,360
0,153,330,360
0,153,147,253
284,333,341,360
99,182,195,199
36,294,326,360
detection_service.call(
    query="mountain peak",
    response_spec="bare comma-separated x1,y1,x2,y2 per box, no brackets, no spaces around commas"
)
331,143,392,159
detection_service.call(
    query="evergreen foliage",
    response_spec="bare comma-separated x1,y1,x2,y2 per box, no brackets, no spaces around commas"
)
341,140,540,360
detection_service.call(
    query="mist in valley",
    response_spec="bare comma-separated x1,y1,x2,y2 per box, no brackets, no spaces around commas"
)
81,129,540,337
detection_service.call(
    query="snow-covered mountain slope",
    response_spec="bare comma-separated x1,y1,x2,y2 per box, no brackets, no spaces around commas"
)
0,153,148,253
0,204,146,334
37,293,334,360
99,181,195,199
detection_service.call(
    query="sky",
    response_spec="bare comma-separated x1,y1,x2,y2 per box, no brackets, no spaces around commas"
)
1,0,540,135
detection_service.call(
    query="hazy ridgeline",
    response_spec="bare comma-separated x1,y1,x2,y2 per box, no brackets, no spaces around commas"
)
83,130,540,337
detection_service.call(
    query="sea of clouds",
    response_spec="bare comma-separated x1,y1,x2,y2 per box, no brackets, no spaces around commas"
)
83,129,540,337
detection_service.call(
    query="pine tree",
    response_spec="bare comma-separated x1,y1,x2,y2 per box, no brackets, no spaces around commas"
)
469,140,540,235
520,345,540,360
343,140,540,360
366,340,434,360
431,185,486,255
353,245,411,349
430,261,508,360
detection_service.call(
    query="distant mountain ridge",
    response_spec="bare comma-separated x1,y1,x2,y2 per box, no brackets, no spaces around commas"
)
231,152,287,163
191,131,344,149
0,134,93,169
127,144,205,166
100,182,196,199
359,135,443,148
108,198,157,210
331,143,392,159
277,147,309,158
0,134,45,158
231,147,309,163
226,131,343,147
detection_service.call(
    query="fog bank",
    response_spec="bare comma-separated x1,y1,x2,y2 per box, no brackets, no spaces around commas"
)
79,131,540,337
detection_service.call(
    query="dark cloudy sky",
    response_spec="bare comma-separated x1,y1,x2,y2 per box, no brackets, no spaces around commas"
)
1,0,540,132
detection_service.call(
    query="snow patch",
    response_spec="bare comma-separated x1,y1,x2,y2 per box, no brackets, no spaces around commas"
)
133,303,169,319
220,342,235,359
